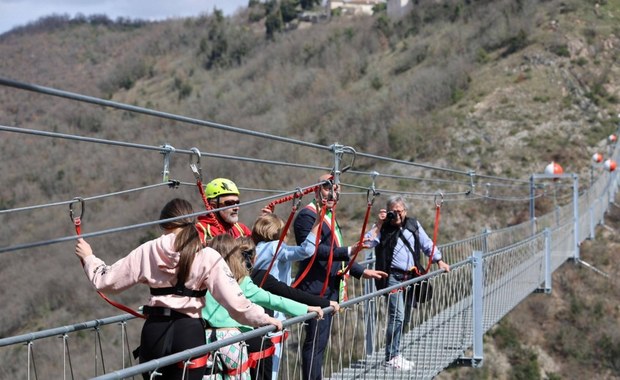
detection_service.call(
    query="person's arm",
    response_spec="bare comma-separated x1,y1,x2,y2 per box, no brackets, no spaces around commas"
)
75,238,142,293
251,270,330,308
277,233,318,262
347,261,388,280
242,277,320,317
363,208,387,249
294,209,349,260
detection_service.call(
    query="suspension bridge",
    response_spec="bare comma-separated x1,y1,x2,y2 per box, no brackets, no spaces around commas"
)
0,77,618,379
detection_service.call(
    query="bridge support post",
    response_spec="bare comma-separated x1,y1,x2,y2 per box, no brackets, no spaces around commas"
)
572,174,580,261
536,228,552,294
364,249,375,357
471,250,484,367
455,251,484,368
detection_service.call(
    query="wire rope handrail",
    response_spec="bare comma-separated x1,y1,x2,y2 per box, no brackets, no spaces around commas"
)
0,189,303,254
0,314,137,347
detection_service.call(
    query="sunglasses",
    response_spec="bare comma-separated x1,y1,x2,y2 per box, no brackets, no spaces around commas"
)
321,182,340,191
221,200,240,207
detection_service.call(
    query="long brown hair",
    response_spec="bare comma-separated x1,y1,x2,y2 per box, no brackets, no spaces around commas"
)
209,234,248,283
159,198,202,285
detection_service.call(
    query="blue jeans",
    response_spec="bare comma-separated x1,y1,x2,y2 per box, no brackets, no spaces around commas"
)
385,272,416,361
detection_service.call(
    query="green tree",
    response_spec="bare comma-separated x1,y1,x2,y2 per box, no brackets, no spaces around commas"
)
265,6,283,40
300,0,320,10
281,0,300,23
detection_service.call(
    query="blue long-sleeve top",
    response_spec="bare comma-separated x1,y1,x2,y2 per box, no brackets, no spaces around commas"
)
254,231,317,286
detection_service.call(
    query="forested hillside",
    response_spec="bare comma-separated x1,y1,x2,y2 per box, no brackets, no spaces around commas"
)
0,0,619,378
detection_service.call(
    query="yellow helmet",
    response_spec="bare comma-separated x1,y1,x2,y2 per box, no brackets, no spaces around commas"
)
205,178,240,199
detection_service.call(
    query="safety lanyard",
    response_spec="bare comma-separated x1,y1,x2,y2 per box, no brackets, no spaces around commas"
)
406,193,444,276
258,189,304,288
319,208,337,297
425,193,443,275
338,188,377,277
291,203,328,289
189,148,225,243
70,198,146,319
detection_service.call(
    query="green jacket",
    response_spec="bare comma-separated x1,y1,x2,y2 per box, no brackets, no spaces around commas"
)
202,276,307,331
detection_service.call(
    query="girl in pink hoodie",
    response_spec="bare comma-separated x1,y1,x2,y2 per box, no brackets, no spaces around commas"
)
75,198,282,380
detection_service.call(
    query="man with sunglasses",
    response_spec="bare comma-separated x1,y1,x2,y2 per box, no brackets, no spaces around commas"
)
293,173,388,380
198,177,252,240
364,195,450,371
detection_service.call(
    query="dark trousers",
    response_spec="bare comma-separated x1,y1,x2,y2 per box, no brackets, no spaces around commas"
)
139,316,207,380
302,312,333,380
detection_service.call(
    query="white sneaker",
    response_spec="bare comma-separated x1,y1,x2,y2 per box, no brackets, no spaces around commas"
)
384,355,414,370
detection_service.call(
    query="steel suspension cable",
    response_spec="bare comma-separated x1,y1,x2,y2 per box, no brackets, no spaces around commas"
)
0,191,296,254
0,77,329,150
347,169,472,186
0,125,330,172
0,181,178,215
0,77,535,184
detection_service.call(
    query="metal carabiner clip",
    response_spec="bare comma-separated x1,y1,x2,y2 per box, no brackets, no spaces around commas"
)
434,192,444,208
367,188,379,205
292,187,303,210
189,147,203,182
69,197,85,224
367,171,380,205
341,146,357,173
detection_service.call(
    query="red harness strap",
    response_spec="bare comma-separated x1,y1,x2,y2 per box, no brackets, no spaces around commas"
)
177,354,210,369
189,149,227,244
291,204,327,289
224,331,290,376
418,200,443,276
259,190,305,288
338,190,375,276
319,209,337,297
265,186,318,213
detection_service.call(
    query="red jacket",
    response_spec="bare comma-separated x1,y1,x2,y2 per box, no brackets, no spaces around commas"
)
197,213,251,244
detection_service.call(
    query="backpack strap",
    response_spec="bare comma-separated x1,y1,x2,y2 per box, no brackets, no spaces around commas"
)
398,218,421,272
